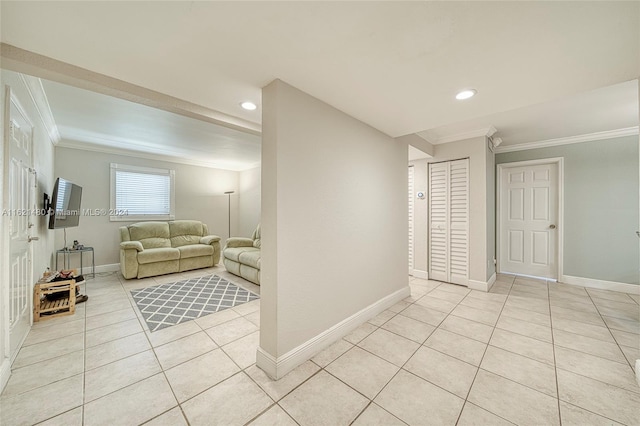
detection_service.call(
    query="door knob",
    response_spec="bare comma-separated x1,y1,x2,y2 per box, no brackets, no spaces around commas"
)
28,236,39,242
549,224,556,229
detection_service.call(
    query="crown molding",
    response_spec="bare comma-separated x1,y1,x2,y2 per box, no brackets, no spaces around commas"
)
18,73,61,144
425,126,497,145
494,127,639,153
56,139,260,172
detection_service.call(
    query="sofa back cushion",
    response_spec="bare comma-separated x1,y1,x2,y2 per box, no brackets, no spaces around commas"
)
252,224,261,248
128,222,171,249
169,220,205,247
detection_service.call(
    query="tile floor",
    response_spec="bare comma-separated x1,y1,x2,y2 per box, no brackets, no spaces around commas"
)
1,269,639,425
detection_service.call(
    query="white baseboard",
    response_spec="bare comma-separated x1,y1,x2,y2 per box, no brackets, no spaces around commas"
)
255,347,278,380
410,270,428,279
559,275,640,295
81,263,120,276
467,273,496,292
486,273,496,292
0,357,10,393
256,285,411,379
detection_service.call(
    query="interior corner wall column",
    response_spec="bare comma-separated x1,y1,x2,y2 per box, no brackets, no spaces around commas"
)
397,134,434,157
428,137,491,289
258,79,409,379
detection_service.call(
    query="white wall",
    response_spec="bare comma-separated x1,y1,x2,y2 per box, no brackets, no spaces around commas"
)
0,70,56,390
53,146,240,269
238,166,261,237
259,80,409,378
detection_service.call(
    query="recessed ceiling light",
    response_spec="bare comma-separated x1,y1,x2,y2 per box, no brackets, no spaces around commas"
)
240,101,257,111
455,89,477,100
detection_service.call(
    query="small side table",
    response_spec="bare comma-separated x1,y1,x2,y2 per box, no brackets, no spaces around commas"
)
34,277,76,322
55,247,95,278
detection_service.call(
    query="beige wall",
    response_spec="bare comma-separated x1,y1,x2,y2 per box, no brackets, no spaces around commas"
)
260,80,409,375
409,159,428,276
1,70,56,388
238,166,261,237
496,136,639,285
53,146,241,268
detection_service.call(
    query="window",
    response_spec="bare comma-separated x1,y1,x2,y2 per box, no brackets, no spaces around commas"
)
110,163,175,221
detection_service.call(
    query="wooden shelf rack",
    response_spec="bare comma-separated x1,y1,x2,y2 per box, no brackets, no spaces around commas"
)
34,277,76,322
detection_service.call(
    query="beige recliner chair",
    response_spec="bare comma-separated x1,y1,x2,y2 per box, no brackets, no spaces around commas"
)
222,225,261,285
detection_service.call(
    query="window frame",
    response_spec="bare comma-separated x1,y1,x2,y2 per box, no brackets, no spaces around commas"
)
109,163,176,222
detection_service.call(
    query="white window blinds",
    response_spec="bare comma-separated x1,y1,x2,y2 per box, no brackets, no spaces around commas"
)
110,163,175,221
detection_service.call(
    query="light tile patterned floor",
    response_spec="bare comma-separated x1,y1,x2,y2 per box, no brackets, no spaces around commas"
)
1,270,639,425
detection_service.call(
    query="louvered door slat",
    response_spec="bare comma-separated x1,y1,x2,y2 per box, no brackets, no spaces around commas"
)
428,163,448,282
449,159,469,285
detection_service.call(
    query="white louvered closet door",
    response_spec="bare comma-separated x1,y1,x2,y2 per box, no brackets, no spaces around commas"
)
408,166,415,275
428,163,448,282
428,159,469,285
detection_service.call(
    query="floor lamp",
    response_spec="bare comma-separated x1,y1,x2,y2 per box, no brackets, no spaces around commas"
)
224,191,234,238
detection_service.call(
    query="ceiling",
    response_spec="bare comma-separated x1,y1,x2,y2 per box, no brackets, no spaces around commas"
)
1,2,639,159
41,80,261,171
420,79,639,147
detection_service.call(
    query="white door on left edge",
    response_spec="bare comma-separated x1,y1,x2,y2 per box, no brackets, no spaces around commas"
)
500,163,557,279
7,93,35,363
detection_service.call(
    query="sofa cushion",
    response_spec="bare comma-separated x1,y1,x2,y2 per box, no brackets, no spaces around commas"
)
224,246,259,263
129,222,171,249
238,250,261,269
252,224,261,248
137,247,180,264
178,244,214,259
240,264,260,285
226,237,254,248
169,220,205,247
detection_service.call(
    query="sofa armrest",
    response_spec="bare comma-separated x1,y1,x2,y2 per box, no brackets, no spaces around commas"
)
225,237,254,248
200,235,221,245
120,241,144,252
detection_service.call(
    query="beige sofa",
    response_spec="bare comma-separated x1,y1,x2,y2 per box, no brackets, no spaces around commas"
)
223,225,261,285
120,220,221,279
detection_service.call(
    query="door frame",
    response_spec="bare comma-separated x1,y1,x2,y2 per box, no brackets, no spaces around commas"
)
408,165,414,275
497,157,564,281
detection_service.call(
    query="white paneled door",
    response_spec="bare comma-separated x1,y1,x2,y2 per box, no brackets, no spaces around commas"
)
499,162,558,279
7,91,35,363
428,159,469,286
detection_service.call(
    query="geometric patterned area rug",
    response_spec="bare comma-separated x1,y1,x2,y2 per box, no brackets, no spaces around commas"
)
130,274,259,332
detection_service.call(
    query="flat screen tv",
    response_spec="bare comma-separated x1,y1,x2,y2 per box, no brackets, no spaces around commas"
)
48,178,83,229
